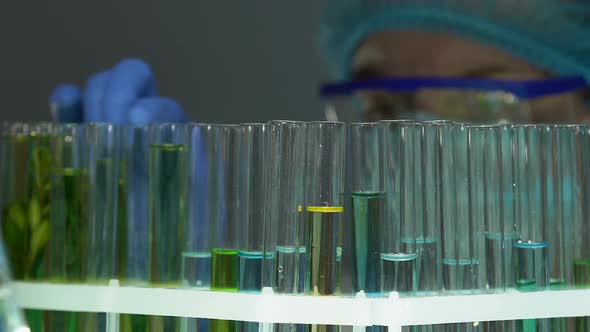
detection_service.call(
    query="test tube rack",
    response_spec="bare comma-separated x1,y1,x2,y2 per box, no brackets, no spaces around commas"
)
12,280,590,332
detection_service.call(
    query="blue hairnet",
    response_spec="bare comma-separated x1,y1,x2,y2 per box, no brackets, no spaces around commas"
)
320,0,590,80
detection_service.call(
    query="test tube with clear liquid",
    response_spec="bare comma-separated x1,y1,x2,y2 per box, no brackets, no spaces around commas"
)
148,123,188,331
513,125,549,332
182,123,216,332
439,124,486,332
304,121,345,332
237,124,268,332
265,120,306,332
83,123,125,332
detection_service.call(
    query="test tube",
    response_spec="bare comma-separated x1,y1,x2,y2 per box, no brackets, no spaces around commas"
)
349,123,383,298
264,121,306,332
209,125,241,332
576,126,590,331
148,123,188,331
379,120,417,295
419,121,447,295
120,125,150,332
305,121,345,332
236,123,268,332
0,123,54,332
440,123,485,292
47,124,88,332
513,125,549,332
83,123,125,331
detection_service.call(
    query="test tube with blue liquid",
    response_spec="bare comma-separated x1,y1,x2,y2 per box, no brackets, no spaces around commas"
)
266,120,306,332
513,125,549,332
305,121,345,332
237,123,268,332
379,120,418,296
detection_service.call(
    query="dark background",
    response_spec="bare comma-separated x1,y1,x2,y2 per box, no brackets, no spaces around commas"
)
0,2,328,123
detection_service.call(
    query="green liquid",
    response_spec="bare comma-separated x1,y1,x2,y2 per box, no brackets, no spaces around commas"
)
211,248,239,332
44,168,88,332
574,259,590,331
1,134,53,332
351,192,384,296
149,144,186,285
148,144,187,332
305,209,343,296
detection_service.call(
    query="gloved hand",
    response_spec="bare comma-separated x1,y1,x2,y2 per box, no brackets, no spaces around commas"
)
49,58,186,123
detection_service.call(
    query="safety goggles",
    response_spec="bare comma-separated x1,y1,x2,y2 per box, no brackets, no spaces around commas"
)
320,76,588,123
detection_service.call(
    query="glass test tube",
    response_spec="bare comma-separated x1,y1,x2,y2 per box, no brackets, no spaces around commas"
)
419,121,447,295
120,125,150,332
47,124,88,332
513,125,549,332
441,124,485,293
0,123,54,332
236,124,268,332
379,120,417,295
266,121,306,332
209,125,241,332
349,123,383,298
576,126,590,331
148,123,188,331
84,124,125,332
305,121,345,332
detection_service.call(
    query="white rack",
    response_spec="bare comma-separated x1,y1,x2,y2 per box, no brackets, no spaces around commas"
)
12,280,590,332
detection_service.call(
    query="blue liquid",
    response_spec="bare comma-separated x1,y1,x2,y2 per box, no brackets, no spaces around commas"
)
238,252,263,332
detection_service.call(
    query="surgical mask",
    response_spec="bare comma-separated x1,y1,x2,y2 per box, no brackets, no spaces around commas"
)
320,76,587,123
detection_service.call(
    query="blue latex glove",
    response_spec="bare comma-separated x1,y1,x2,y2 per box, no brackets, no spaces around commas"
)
49,58,186,124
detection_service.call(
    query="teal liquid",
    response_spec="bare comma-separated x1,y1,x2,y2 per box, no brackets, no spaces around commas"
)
485,233,516,291
238,251,263,332
381,253,417,294
351,192,384,296
574,259,590,331
514,242,550,332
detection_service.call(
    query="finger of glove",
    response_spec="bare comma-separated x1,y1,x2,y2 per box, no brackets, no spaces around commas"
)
83,71,110,122
128,97,186,124
102,58,158,124
49,84,83,123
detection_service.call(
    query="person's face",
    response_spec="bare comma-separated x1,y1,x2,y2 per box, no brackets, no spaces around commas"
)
352,30,588,123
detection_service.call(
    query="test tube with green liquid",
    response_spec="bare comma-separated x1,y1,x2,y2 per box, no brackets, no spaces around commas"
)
0,123,55,332
305,121,345,332
148,123,188,331
120,125,149,332
575,125,590,331
349,123,382,300
265,120,306,332
237,123,268,332
83,123,125,332
210,125,241,332
513,125,549,332
47,124,88,332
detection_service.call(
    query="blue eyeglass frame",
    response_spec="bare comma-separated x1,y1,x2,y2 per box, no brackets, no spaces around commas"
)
320,76,587,100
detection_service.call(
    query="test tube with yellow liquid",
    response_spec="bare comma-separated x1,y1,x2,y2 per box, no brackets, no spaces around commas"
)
304,121,345,332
